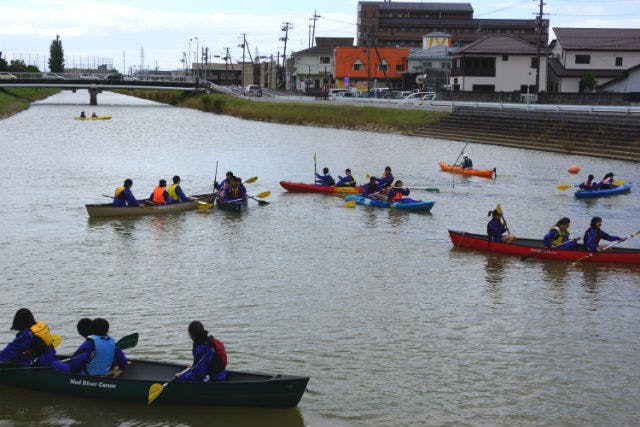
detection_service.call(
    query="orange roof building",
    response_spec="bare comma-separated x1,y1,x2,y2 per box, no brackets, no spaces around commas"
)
334,47,409,91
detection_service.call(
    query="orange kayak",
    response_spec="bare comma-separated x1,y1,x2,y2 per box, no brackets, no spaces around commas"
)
438,162,495,178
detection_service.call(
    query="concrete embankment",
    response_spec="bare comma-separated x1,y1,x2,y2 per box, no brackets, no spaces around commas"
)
412,107,640,163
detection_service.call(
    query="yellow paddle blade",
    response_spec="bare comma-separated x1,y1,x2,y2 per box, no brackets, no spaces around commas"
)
147,383,164,405
255,191,271,198
496,203,503,215
52,334,62,348
313,152,316,162
365,173,371,178
556,184,572,190
613,179,625,186
197,201,213,210
345,200,357,208
243,176,258,184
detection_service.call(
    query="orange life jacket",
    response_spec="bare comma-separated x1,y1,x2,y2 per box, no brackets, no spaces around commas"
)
391,189,404,200
228,186,240,199
152,186,167,203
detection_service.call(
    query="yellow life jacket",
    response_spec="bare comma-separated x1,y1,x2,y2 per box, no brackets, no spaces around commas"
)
167,183,179,200
114,186,125,198
30,321,54,348
549,226,566,246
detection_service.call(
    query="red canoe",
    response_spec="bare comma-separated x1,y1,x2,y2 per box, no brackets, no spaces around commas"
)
438,162,495,178
448,230,640,264
280,181,363,194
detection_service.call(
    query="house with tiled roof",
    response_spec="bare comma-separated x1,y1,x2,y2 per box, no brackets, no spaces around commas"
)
449,34,546,93
548,28,640,93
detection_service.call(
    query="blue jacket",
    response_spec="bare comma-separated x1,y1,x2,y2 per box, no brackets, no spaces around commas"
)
584,227,620,252
172,185,190,202
363,182,381,198
0,328,57,366
178,343,227,382
376,173,394,188
113,188,140,207
51,337,127,374
335,175,356,187
315,173,335,186
487,219,508,242
460,158,473,169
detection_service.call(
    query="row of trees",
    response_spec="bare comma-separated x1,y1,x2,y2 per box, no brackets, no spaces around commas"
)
0,35,65,73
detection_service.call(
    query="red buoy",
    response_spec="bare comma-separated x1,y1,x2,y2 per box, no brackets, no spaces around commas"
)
568,165,580,174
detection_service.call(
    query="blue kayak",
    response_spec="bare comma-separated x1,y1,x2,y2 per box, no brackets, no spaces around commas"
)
574,183,632,199
345,195,435,212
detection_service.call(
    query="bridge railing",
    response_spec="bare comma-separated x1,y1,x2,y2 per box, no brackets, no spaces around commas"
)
7,72,197,83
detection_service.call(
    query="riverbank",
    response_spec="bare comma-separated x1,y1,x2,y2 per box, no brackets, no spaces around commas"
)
118,90,444,133
0,88,60,119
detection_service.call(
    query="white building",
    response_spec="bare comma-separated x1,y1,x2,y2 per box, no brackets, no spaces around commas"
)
450,35,547,93
547,28,640,93
291,37,353,93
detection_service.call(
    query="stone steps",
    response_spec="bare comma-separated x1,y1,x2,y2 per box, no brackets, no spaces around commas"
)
412,108,640,162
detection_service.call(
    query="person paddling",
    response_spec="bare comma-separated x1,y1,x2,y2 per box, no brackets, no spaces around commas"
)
583,216,626,252
363,176,381,199
113,179,140,207
150,179,172,204
387,180,416,203
315,167,335,186
375,166,394,189
176,321,227,382
0,308,57,367
487,209,515,244
458,156,473,169
598,172,615,189
579,174,597,190
336,168,356,187
543,217,580,249
168,175,191,202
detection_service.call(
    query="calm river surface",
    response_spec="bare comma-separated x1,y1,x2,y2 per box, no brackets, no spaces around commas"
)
1,91,639,427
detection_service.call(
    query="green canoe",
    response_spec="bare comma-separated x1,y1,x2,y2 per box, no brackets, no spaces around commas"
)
0,359,309,408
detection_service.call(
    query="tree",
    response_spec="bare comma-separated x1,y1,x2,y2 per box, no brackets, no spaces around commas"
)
0,51,7,71
579,73,597,93
49,34,65,72
8,59,40,73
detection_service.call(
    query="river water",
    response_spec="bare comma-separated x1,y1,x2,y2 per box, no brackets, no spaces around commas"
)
0,91,639,427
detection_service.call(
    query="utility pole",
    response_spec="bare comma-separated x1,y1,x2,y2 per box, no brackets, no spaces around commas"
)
280,22,292,90
310,10,321,47
535,0,546,94
239,33,247,86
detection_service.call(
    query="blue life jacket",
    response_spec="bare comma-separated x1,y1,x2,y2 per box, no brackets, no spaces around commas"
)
85,335,115,375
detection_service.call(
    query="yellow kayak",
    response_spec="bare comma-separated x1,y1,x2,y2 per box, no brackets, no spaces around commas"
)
75,116,112,120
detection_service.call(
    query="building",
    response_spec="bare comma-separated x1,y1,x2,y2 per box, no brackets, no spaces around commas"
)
357,1,548,49
450,34,547,93
334,46,409,92
291,37,354,94
407,32,459,90
547,28,640,93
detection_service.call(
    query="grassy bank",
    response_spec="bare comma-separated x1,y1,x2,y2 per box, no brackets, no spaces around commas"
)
0,88,60,119
121,90,444,133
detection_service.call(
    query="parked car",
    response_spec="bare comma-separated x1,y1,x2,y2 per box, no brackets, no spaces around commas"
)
0,72,17,80
104,73,124,82
402,91,437,104
243,85,262,97
79,73,97,80
42,72,64,80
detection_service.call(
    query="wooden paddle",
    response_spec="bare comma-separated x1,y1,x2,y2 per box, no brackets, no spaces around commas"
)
572,229,640,266
557,179,625,191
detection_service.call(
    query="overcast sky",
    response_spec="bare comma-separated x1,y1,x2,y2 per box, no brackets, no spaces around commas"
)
1,0,639,71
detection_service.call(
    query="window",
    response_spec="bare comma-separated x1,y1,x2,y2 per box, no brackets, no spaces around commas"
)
502,55,509,61
472,84,495,93
575,55,590,64
377,60,388,71
422,62,433,68
531,57,538,68
353,60,363,71
320,56,331,64
615,57,623,66
396,64,404,72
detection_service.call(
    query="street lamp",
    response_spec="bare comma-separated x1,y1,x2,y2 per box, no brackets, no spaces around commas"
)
188,39,192,76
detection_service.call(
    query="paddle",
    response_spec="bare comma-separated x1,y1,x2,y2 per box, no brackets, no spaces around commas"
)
102,194,151,209
408,187,440,193
520,239,581,261
243,176,258,184
313,153,317,185
197,200,213,210
249,190,271,205
52,334,62,347
345,200,357,208
148,353,207,405
496,203,510,235
213,161,218,192
116,333,139,350
572,229,640,266
557,179,625,191
450,138,470,189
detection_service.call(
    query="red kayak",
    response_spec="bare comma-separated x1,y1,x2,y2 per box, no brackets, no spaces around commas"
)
280,181,363,194
449,230,640,264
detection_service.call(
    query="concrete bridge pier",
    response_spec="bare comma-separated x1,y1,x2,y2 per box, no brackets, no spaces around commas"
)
88,87,102,105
